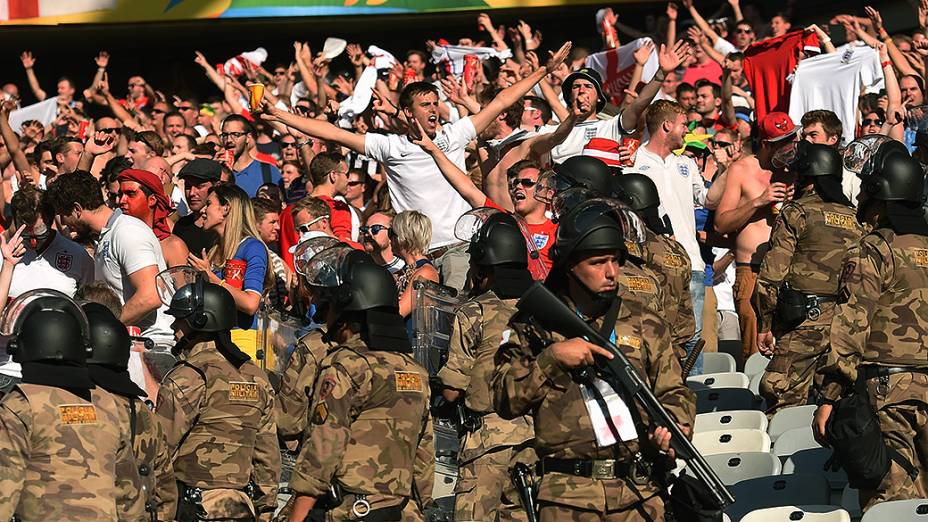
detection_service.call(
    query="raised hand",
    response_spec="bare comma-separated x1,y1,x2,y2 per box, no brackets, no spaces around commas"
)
659,40,692,73
194,50,210,69
865,5,883,32
371,89,398,116
634,40,656,66
687,25,706,45
85,130,117,156
346,43,366,67
440,76,465,105
667,2,678,21
20,51,35,69
95,51,110,68
1,225,26,267
920,0,928,29
545,41,573,72
410,119,439,154
477,12,494,33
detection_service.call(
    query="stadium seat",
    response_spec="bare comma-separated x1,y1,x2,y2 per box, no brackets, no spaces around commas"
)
701,352,738,374
744,352,770,378
749,372,763,397
725,474,832,522
769,405,818,442
773,427,821,458
740,505,851,522
861,498,928,521
782,448,848,490
696,388,764,414
697,452,781,486
687,372,751,391
694,429,772,456
695,410,769,434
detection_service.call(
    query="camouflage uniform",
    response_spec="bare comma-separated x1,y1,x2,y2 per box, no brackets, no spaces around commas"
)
277,329,331,441
437,290,535,522
113,393,178,521
819,228,928,509
0,385,144,521
156,340,280,520
491,293,696,521
755,191,863,416
289,333,434,521
626,232,696,360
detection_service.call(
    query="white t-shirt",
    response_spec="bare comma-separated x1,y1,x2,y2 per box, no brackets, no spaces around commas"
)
95,210,174,345
8,232,93,298
634,145,707,272
714,38,737,57
172,184,190,217
364,118,477,248
541,113,632,165
712,247,736,312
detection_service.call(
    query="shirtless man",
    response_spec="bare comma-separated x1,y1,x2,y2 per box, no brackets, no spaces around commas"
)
714,112,798,361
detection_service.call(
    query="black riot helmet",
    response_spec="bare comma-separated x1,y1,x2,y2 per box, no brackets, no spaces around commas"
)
84,302,131,368
864,152,926,203
157,267,236,332
551,199,627,268
462,211,528,267
613,173,661,211
792,141,842,178
1,289,92,364
304,247,400,312
554,156,614,197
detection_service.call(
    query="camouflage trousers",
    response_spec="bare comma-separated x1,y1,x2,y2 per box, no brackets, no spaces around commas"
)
760,324,830,418
859,371,928,511
538,494,664,521
454,444,534,522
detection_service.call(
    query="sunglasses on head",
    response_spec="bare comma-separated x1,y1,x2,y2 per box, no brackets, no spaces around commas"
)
359,224,389,235
862,118,884,126
510,178,538,188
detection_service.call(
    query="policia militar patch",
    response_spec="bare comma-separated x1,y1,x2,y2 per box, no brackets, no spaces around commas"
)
58,404,98,425
229,382,259,402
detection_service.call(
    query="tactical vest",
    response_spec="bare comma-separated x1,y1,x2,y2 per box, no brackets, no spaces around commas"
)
784,196,862,295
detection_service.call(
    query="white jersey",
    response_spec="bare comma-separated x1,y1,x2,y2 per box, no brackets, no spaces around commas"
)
8,231,93,298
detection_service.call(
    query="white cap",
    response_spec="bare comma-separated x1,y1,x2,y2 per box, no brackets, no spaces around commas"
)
323,38,348,60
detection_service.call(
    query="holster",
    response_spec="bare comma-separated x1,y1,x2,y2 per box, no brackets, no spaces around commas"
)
774,283,811,332
307,483,344,521
175,482,206,522
455,402,483,436
510,462,539,522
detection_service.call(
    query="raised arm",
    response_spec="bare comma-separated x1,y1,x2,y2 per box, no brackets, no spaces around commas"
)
262,104,366,154
879,42,906,141
727,0,744,22
20,52,47,102
622,41,691,133
666,3,678,47
682,0,723,46
720,59,737,127
412,120,488,208
194,51,225,91
0,103,33,179
807,24,836,55
470,41,571,134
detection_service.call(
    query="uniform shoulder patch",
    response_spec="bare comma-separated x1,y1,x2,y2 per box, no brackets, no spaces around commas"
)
911,248,928,268
624,276,655,294
823,211,856,230
394,371,423,392
58,404,97,425
312,403,329,425
624,241,642,258
618,335,642,349
663,253,687,269
228,382,259,402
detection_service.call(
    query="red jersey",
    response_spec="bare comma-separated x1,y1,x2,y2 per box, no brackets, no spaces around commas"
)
315,194,353,242
279,204,300,270
483,197,556,280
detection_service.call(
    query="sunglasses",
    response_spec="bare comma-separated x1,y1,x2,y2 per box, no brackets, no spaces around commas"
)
274,70,287,76
177,105,195,111
128,82,144,87
98,127,120,134
735,28,753,34
862,118,884,126
359,224,389,235
151,108,166,115
297,216,326,233
510,178,538,188
713,141,733,148
280,141,297,148
220,131,248,140
347,180,365,187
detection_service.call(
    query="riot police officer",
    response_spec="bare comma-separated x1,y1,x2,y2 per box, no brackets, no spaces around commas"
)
613,173,696,367
814,146,928,509
0,290,143,521
492,200,695,521
285,247,434,521
83,301,178,521
154,269,279,521
438,210,536,521
754,142,863,417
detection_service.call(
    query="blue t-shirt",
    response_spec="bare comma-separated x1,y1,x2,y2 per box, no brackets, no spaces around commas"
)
212,237,268,330
234,160,282,197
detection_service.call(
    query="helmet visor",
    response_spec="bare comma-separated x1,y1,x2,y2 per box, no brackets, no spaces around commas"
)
1,289,88,337
293,237,342,277
156,266,200,308
843,135,895,175
302,245,354,288
772,141,799,169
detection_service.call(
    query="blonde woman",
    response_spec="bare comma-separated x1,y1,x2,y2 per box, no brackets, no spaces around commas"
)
188,184,271,355
392,210,439,318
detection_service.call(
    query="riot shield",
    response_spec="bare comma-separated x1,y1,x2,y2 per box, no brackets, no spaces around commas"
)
256,295,306,391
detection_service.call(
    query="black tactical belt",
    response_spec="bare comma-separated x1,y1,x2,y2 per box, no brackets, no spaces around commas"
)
860,365,928,380
538,457,633,480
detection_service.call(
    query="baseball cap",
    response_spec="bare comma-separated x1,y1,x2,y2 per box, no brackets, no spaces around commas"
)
178,158,222,182
582,138,622,167
759,112,800,142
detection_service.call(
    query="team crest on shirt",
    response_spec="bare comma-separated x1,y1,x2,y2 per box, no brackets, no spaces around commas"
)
55,252,73,271
433,133,451,153
678,164,690,178
584,127,597,141
532,233,550,249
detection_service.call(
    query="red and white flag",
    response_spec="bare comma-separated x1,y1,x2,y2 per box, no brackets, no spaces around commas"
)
585,38,659,103
0,0,115,21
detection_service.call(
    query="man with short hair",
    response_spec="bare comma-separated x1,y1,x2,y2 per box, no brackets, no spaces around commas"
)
173,159,220,255
308,152,352,241
800,109,859,202
116,168,189,268
163,112,187,140
221,114,282,197
126,130,164,168
45,170,175,349
521,96,551,131
54,137,84,174
676,82,697,110
714,111,799,362
694,80,731,133
770,13,792,38
405,50,429,81
252,197,290,313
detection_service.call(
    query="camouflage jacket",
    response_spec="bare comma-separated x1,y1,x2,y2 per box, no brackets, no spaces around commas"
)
491,291,695,512
627,231,696,357
820,228,928,401
756,191,863,333
114,394,177,522
155,340,279,513
289,334,435,508
437,290,534,462
0,384,144,521
277,329,331,441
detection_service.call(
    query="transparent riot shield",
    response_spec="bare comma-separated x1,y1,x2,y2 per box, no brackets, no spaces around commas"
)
256,295,306,391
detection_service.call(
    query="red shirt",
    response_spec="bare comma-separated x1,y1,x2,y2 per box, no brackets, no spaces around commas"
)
743,30,820,122
682,60,723,86
315,194,353,242
483,197,557,280
279,204,300,270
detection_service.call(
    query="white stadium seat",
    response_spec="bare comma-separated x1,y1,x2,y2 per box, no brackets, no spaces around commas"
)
698,452,782,486
688,372,751,391
700,352,738,374
861,498,928,521
740,505,850,522
695,410,769,434
694,429,772,456
773,427,821,459
769,405,818,442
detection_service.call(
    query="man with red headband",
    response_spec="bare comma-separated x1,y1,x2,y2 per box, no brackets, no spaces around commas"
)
116,168,189,268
